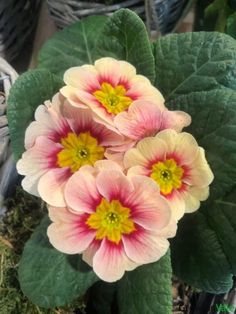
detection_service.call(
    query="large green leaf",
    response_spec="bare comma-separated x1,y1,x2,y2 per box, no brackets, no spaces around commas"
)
38,15,108,78
7,69,63,161
154,32,236,100
154,32,236,293
117,251,172,314
18,216,98,308
95,9,155,83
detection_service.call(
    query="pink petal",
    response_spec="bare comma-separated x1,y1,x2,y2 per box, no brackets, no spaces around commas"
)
114,100,163,140
93,239,135,282
65,167,101,213
38,167,71,207
161,110,191,132
125,175,171,230
89,120,124,147
96,170,134,202
47,207,96,254
122,228,169,264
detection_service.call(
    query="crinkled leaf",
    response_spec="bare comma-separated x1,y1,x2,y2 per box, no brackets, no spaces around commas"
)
117,251,172,314
154,32,236,100
154,32,236,293
38,15,108,78
18,216,98,308
95,9,155,83
7,69,63,161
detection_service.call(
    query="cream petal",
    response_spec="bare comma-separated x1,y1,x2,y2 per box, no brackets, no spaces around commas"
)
64,65,100,90
184,148,214,187
94,57,120,86
124,147,149,169
184,186,210,213
136,137,167,164
156,130,199,165
165,190,186,221
118,60,136,82
127,165,151,177
155,129,178,153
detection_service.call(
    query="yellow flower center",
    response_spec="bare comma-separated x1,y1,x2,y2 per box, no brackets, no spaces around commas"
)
150,158,184,195
57,132,105,173
86,199,136,244
93,82,132,114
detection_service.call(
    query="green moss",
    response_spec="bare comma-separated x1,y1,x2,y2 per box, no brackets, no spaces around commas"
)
0,187,86,314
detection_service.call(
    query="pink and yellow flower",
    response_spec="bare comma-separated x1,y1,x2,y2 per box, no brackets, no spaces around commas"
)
60,57,165,131
47,160,177,282
124,129,214,220
17,94,123,207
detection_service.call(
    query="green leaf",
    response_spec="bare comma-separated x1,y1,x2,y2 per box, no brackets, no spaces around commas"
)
117,251,172,314
7,69,63,161
154,32,236,100
18,216,98,308
226,12,236,39
154,32,236,293
38,15,108,78
95,9,155,83
171,197,236,293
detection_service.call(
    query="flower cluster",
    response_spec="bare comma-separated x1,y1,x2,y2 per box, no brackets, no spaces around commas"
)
17,58,213,282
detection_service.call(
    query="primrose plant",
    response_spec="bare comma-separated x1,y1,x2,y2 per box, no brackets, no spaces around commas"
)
7,9,236,314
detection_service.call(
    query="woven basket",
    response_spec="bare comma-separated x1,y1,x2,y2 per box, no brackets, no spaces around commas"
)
0,58,18,216
0,0,41,62
47,0,192,34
